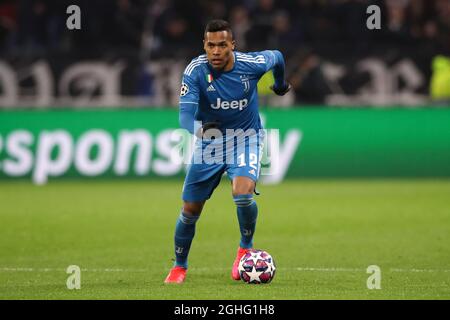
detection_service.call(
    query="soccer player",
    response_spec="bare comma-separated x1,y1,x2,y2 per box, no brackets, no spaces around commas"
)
164,19,290,284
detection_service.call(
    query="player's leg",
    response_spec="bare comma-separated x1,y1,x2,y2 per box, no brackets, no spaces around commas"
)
165,161,225,284
164,201,205,284
173,201,205,269
232,176,258,249
229,176,259,280
227,131,263,280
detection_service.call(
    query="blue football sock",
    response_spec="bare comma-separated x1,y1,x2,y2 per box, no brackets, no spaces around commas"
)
174,211,199,269
234,194,258,249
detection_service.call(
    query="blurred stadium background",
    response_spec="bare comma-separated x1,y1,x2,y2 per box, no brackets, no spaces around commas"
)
0,0,449,299
0,0,450,107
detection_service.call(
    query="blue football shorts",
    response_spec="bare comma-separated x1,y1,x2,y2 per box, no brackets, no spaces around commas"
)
182,131,264,202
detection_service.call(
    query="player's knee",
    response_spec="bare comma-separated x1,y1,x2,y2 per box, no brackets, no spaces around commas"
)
232,177,255,196
182,201,204,216
233,194,254,207
232,184,254,196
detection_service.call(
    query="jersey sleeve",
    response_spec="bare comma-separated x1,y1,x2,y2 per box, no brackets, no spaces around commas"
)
258,50,282,73
257,50,286,88
179,72,200,134
240,50,286,82
179,72,200,105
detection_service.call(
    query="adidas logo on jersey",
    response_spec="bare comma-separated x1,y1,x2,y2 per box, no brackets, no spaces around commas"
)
207,84,216,92
210,98,248,111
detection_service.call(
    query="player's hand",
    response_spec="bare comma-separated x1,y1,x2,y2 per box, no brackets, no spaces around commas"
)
196,121,221,139
270,82,291,96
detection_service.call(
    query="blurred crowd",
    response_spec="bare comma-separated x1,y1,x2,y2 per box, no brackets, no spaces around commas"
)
1,0,449,56
0,0,449,105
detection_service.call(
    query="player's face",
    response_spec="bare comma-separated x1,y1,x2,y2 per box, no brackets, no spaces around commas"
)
203,31,235,71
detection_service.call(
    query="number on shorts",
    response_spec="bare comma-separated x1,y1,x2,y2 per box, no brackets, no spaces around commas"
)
238,153,258,169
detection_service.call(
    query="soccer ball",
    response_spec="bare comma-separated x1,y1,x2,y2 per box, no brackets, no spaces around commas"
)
238,249,276,284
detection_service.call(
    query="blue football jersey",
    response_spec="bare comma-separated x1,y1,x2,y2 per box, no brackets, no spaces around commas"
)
179,51,281,132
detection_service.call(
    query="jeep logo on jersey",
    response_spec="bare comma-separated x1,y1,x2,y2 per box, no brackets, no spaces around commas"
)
210,98,248,110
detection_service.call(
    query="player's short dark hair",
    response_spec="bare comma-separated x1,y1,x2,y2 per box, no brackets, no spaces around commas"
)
204,20,233,38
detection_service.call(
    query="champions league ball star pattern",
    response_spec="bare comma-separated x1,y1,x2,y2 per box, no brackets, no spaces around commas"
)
238,249,276,284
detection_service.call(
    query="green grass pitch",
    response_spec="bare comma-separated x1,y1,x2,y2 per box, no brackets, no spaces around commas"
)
0,179,449,299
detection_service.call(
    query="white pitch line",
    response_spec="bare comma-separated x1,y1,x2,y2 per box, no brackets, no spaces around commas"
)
295,267,450,273
0,267,147,273
1,267,450,273
0,267,35,272
390,268,450,273
295,267,364,272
